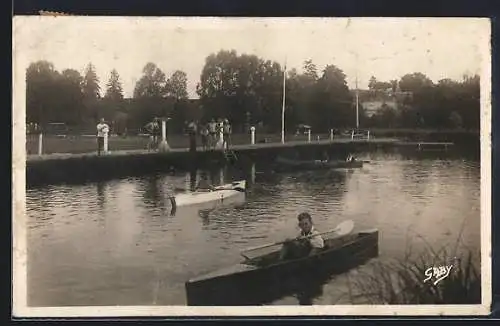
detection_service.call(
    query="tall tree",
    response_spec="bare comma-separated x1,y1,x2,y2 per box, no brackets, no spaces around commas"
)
104,69,124,101
197,50,285,131
255,59,283,131
368,76,377,90
132,63,171,125
133,62,167,98
398,72,434,92
396,72,434,127
390,79,399,92
165,70,188,100
58,69,85,124
303,59,318,81
82,63,101,100
284,61,319,128
81,63,101,121
26,60,61,126
197,50,244,122
166,69,189,129
454,74,479,130
312,64,353,131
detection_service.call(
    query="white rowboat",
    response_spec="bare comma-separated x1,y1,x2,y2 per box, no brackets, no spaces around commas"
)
172,180,246,207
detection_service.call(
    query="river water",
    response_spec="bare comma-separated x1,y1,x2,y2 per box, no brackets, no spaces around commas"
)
26,150,481,306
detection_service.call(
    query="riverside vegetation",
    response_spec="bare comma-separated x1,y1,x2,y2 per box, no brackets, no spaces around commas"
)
26,50,479,137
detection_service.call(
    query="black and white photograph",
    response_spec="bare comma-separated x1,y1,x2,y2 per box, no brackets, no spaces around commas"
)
12,16,491,316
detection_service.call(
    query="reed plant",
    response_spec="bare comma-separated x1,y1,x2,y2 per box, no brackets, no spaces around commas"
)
346,232,481,304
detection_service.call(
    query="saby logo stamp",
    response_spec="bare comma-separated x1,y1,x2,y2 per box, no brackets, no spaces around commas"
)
423,258,458,285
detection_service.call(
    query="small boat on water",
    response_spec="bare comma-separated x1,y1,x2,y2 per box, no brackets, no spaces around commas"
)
185,226,379,306
275,156,364,171
172,180,246,207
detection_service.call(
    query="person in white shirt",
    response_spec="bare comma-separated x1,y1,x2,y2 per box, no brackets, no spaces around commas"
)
346,153,356,162
208,119,217,149
187,120,198,152
96,118,109,156
279,212,325,260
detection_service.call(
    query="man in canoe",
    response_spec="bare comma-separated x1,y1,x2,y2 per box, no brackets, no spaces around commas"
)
346,153,356,162
279,212,325,260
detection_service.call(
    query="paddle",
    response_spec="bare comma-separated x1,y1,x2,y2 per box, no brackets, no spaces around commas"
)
240,220,355,258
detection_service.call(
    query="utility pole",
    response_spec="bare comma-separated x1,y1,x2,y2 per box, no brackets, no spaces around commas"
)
281,59,286,144
355,52,360,129
355,74,359,129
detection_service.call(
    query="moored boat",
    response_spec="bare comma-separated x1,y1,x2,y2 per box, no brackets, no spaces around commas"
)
185,228,379,306
274,156,363,171
172,180,246,207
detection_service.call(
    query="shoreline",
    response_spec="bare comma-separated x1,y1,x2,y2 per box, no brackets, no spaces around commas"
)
24,137,472,188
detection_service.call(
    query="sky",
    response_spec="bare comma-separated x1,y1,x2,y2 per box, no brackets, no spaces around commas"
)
14,17,489,99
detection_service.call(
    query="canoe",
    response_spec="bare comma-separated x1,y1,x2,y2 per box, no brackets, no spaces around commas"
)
185,228,379,306
275,156,364,171
172,180,246,207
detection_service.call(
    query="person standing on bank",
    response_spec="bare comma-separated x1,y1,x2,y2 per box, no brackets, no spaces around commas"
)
144,118,160,151
222,119,232,151
200,123,209,151
216,118,224,149
188,120,198,152
151,117,161,150
208,119,217,150
96,118,110,156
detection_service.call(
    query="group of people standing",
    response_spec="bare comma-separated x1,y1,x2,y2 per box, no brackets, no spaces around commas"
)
135,117,234,153
188,118,232,152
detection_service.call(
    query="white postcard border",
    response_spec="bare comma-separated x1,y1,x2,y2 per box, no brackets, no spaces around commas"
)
12,16,493,317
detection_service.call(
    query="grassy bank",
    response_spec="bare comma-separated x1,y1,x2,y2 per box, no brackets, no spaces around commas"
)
345,240,481,304
26,128,478,155
25,133,325,155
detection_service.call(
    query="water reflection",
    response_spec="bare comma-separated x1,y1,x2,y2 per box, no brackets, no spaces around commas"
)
196,194,247,226
96,182,106,211
189,169,197,192
198,209,211,226
296,280,324,305
26,151,481,306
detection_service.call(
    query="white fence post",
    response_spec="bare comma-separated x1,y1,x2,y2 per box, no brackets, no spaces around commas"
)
250,126,255,145
38,133,43,155
158,119,170,152
330,129,334,142
162,120,167,142
219,168,224,185
103,133,109,153
367,130,370,141
307,130,311,143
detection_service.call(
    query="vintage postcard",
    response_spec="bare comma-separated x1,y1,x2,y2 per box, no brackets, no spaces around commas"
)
12,16,492,317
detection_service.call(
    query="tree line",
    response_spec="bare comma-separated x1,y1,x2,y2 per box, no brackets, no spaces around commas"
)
364,73,479,131
26,49,480,135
